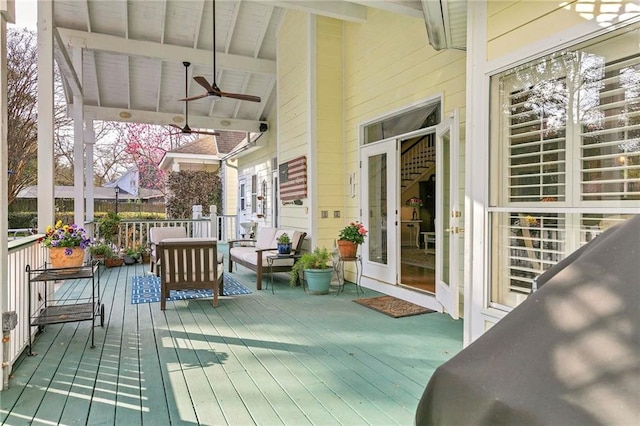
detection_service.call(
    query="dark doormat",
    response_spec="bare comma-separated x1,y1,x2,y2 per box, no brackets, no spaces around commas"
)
353,296,436,318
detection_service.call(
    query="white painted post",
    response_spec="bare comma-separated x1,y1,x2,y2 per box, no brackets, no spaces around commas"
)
210,205,218,240
192,205,203,237
85,120,95,234
73,46,84,228
37,0,55,231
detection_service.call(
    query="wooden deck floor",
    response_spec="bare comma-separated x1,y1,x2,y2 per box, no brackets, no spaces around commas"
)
2,251,462,425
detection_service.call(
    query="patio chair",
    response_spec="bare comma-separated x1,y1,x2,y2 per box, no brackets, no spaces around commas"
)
157,237,224,310
149,226,187,274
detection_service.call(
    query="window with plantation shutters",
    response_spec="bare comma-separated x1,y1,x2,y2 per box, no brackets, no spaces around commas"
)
503,213,565,294
489,22,640,310
507,79,567,202
580,54,640,201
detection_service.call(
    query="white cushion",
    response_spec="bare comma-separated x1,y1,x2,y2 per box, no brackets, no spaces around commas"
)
255,227,277,250
150,227,187,244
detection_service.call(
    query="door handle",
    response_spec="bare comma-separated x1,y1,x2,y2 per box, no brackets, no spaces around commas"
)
445,227,464,234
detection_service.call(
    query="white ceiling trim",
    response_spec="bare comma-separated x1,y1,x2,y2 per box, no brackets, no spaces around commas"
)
271,0,367,22
82,105,266,133
350,0,423,18
57,28,277,76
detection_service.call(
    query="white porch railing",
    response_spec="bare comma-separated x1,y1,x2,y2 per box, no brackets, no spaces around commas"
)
3,235,47,390
95,214,238,249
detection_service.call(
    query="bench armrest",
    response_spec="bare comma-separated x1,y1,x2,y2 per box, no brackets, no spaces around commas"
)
228,239,256,249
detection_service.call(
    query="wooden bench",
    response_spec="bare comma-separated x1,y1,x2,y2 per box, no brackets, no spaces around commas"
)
228,228,306,290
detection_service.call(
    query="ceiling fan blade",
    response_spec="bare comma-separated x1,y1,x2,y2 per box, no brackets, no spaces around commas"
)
191,129,221,136
180,92,211,102
219,91,261,103
194,75,216,93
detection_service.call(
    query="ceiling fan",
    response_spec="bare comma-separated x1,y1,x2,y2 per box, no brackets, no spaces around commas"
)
181,0,261,103
170,61,220,136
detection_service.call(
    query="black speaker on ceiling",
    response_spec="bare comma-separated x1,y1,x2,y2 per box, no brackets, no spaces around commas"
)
259,123,268,132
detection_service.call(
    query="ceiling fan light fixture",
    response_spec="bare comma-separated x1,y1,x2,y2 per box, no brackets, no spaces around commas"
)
119,111,132,119
220,120,231,127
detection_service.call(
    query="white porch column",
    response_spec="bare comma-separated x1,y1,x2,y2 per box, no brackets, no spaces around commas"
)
37,0,55,230
73,46,84,227
85,119,95,228
465,0,489,346
0,0,14,392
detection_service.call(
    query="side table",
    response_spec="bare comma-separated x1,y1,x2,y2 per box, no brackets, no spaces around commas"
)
266,253,301,294
335,255,363,296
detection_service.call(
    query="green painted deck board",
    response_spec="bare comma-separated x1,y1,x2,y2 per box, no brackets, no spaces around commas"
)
3,251,463,425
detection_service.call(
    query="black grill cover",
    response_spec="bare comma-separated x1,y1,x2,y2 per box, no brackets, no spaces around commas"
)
415,215,640,426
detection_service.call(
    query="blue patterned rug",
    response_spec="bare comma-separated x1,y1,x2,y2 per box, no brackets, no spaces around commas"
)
131,274,252,304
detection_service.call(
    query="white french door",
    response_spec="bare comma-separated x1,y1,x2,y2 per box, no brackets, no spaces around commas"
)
361,140,398,284
435,111,461,319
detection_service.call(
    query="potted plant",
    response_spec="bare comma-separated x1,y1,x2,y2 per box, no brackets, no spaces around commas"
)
39,221,92,269
276,233,292,255
104,251,124,268
89,239,111,263
291,247,333,294
140,245,151,264
123,246,141,265
98,212,121,244
337,221,368,259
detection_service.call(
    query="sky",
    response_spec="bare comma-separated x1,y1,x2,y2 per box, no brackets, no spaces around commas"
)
10,0,37,30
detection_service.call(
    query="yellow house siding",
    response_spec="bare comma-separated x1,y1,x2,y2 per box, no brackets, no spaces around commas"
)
277,10,311,232
315,16,345,249
344,8,465,127
278,10,309,160
342,8,466,218
486,0,637,60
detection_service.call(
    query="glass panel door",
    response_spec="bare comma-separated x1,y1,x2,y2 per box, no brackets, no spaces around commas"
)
361,140,397,284
435,111,461,319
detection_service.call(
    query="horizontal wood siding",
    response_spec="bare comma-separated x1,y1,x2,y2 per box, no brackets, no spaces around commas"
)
488,0,590,60
277,10,310,232
316,16,345,250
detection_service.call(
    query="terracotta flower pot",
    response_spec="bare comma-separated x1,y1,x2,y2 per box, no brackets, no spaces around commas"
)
337,240,358,259
105,257,124,268
49,247,85,270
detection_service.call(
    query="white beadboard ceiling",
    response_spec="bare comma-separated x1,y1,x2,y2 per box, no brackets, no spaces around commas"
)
51,0,466,133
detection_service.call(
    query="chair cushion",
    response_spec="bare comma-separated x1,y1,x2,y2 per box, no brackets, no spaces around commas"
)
291,231,304,252
150,227,187,243
255,227,277,250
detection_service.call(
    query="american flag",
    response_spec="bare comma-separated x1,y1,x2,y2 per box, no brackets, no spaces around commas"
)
279,156,307,201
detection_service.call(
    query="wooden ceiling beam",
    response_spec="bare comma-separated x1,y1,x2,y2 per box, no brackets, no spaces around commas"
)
57,28,276,75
